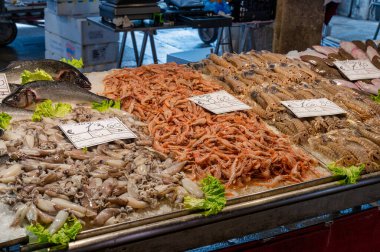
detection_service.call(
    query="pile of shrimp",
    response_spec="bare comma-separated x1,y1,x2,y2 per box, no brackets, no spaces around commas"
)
103,63,320,187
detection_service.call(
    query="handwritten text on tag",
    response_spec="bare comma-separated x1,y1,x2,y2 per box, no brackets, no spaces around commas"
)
281,98,346,118
188,90,250,114
59,117,137,149
0,74,11,102
334,59,380,80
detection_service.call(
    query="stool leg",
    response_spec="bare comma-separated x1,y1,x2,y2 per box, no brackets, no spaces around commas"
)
131,31,139,65
374,21,380,40
138,32,148,67
228,26,233,53
215,27,224,55
149,31,158,64
239,26,249,53
118,32,127,68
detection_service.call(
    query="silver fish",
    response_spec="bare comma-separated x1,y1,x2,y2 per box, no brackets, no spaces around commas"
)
2,81,108,109
0,103,33,120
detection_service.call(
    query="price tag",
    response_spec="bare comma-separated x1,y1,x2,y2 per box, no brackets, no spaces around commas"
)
334,59,380,80
59,117,137,149
281,98,346,118
0,74,11,102
188,90,250,114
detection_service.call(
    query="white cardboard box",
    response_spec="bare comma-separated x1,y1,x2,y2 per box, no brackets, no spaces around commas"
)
44,10,119,45
45,50,117,72
46,0,99,16
45,31,119,66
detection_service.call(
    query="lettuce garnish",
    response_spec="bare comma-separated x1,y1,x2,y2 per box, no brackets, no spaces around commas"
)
0,112,12,129
21,69,53,84
371,89,380,104
184,175,226,216
27,217,82,245
328,162,364,184
60,58,84,69
92,100,121,112
32,100,72,121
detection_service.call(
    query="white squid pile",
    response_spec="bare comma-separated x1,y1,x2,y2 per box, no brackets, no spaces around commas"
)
0,107,201,229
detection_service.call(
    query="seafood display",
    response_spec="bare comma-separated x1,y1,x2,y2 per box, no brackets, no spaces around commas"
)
197,52,380,171
289,40,380,95
0,49,379,247
0,107,193,228
2,60,91,89
103,63,322,188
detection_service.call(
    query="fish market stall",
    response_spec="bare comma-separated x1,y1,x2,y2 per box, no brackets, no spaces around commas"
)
0,48,379,251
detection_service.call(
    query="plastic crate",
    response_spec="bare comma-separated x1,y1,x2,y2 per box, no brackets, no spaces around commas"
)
231,0,276,22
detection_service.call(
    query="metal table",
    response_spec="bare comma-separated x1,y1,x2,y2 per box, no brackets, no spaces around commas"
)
87,17,232,68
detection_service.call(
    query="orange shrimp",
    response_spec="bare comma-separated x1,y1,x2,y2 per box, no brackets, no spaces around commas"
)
103,63,319,187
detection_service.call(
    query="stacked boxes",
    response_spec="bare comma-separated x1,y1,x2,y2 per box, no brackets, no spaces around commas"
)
44,2,119,72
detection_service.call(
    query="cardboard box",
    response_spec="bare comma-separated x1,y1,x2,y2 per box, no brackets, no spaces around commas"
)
45,50,118,72
46,0,99,16
44,10,119,45
45,31,119,65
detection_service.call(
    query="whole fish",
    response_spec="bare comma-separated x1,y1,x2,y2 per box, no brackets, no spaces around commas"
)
366,46,379,61
0,103,33,120
366,46,380,70
366,39,378,50
332,79,360,90
338,48,355,60
340,41,368,60
312,45,338,56
1,59,91,89
351,40,367,52
2,80,108,109
299,48,327,59
327,53,346,61
356,81,380,95
300,55,342,79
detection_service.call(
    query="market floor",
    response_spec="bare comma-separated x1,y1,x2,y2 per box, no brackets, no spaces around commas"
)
0,15,379,69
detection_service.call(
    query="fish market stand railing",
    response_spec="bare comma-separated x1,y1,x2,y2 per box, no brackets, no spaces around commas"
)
7,171,380,252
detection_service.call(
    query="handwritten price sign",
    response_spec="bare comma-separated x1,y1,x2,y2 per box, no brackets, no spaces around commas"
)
189,90,250,114
59,117,137,149
334,59,380,80
281,98,346,118
0,74,11,102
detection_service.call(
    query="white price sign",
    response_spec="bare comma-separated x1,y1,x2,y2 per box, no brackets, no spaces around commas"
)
334,59,380,80
59,117,137,149
281,98,346,118
188,90,250,114
0,74,11,102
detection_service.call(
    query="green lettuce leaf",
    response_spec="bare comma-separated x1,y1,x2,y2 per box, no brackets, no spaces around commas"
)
60,58,84,69
50,218,82,245
27,217,82,246
371,89,380,104
92,100,121,112
32,100,72,122
26,223,51,244
184,175,226,216
0,112,12,129
327,162,364,184
21,69,53,85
